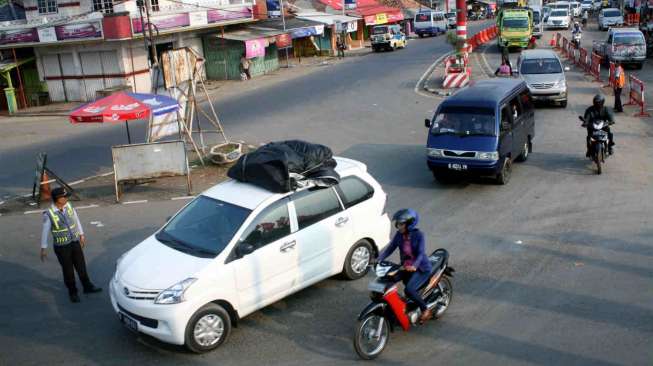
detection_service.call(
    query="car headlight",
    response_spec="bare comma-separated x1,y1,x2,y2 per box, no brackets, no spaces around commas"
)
554,79,566,88
155,278,197,304
477,151,499,161
427,148,444,157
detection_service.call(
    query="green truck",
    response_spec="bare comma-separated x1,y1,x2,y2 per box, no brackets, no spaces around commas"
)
496,8,533,50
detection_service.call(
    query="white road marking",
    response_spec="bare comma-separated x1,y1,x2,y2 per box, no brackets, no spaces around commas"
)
100,172,114,177
122,200,148,205
77,204,99,210
24,210,43,215
171,196,195,200
515,240,524,245
69,179,86,186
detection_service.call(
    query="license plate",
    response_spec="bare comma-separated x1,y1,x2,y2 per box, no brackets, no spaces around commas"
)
448,163,467,171
119,312,138,332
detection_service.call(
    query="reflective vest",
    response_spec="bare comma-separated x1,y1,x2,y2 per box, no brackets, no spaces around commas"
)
615,67,625,88
46,203,80,246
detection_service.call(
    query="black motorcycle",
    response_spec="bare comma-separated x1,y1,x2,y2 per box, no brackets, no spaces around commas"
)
353,249,454,360
580,116,610,174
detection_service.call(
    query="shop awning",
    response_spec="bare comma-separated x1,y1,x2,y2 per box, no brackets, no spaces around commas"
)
213,27,286,41
0,56,34,73
249,18,326,38
295,12,361,26
317,0,405,25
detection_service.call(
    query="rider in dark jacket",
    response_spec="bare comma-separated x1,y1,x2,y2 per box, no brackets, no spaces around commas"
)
377,209,433,323
583,94,615,156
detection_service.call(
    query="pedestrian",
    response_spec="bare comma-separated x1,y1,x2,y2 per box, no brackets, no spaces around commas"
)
240,53,251,80
336,36,346,59
527,35,537,49
495,59,512,77
40,187,101,303
613,61,625,112
500,53,513,75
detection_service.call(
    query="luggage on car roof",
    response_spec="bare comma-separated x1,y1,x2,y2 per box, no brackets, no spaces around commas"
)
227,140,340,193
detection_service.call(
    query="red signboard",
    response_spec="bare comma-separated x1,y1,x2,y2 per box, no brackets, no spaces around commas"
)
276,33,292,48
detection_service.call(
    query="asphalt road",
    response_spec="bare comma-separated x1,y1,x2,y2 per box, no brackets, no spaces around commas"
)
1,22,652,366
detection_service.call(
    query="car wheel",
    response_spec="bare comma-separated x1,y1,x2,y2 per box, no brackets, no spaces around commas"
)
185,304,232,353
560,99,568,108
495,157,512,185
342,239,373,280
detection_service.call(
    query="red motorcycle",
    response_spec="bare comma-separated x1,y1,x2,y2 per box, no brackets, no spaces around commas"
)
353,248,454,360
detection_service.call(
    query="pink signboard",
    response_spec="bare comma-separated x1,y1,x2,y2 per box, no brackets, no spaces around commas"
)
132,13,190,34
245,38,266,58
55,22,102,41
0,28,39,45
207,6,253,23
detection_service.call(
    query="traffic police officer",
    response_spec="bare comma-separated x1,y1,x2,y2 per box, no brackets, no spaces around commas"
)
40,187,101,303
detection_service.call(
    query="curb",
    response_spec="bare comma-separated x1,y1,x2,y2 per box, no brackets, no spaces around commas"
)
415,50,454,98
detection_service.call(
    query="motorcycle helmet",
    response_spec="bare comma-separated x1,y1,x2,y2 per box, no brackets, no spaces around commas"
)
593,94,605,108
392,209,419,231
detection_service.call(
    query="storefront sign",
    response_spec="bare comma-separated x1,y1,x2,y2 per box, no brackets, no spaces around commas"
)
245,38,266,58
290,25,324,38
207,7,253,23
345,0,357,10
189,11,208,27
0,28,39,45
132,13,190,33
276,33,292,48
37,27,57,43
375,13,388,25
267,0,281,17
55,21,102,41
364,11,403,25
336,20,358,33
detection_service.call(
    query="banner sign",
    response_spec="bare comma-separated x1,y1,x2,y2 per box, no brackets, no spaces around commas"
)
207,7,253,23
336,21,358,32
345,0,357,10
0,21,102,45
290,25,324,38
275,33,292,48
245,38,266,58
364,11,403,25
132,13,190,33
267,0,281,17
37,27,57,43
0,28,39,45
55,22,102,41
132,7,252,33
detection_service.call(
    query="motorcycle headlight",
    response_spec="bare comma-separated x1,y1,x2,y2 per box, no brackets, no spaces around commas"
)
477,151,499,161
155,278,197,305
427,148,444,157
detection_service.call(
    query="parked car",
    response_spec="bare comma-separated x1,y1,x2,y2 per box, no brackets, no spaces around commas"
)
424,79,535,185
516,49,570,107
546,9,571,29
598,8,623,30
110,157,391,353
445,11,457,29
414,10,448,37
592,27,646,68
580,0,593,13
570,1,582,17
371,24,407,51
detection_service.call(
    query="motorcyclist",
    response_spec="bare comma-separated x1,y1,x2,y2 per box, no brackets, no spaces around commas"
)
572,21,582,36
377,209,433,323
582,10,589,25
583,94,615,156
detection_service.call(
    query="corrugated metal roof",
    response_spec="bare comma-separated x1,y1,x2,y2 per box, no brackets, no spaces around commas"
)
295,11,361,25
213,27,285,41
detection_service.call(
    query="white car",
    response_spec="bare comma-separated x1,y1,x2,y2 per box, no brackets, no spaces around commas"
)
570,1,582,17
580,0,592,12
110,157,391,353
598,8,624,30
546,9,571,29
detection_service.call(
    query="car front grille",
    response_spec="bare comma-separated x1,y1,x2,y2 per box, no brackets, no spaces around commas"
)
121,283,159,300
443,150,476,158
530,82,555,89
118,303,159,329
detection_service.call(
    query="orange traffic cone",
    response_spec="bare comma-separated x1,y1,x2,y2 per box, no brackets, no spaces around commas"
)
549,34,556,47
40,172,52,202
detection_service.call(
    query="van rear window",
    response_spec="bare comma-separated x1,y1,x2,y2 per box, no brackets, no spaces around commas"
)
416,14,430,21
614,33,644,45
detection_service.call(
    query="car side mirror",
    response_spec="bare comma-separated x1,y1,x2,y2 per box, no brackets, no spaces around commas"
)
237,242,255,257
424,118,431,128
564,66,571,71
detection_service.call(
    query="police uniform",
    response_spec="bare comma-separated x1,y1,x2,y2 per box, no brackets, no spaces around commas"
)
614,64,625,112
41,192,100,302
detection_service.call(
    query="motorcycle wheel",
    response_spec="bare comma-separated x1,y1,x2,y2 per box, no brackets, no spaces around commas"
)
353,314,390,360
594,145,602,175
433,277,453,319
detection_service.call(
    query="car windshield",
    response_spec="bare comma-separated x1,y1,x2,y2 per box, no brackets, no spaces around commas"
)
504,18,530,28
551,10,568,16
416,13,431,21
156,196,251,258
533,11,541,22
604,10,620,17
614,34,645,45
520,58,563,74
446,12,456,18
430,107,496,137
372,26,388,35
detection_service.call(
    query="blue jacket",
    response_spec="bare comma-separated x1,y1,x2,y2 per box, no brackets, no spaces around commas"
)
378,229,432,273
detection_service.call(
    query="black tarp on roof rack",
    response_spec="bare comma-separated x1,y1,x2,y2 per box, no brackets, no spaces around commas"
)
227,140,340,193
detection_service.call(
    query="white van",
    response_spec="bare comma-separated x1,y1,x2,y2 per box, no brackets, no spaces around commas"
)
414,10,448,37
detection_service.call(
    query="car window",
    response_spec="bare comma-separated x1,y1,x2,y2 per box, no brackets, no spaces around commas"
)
519,90,534,114
416,13,430,22
520,57,563,74
293,188,342,230
509,97,523,119
336,176,374,209
500,106,512,132
239,199,291,250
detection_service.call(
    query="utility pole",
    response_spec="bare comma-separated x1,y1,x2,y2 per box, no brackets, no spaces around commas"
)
456,0,468,55
279,0,290,67
143,0,158,66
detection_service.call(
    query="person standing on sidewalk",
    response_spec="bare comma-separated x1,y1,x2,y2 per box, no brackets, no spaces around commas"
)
40,187,102,303
240,53,251,80
613,61,625,113
336,36,346,59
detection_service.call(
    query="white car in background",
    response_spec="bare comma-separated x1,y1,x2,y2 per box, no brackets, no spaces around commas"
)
580,0,593,13
110,157,391,353
570,1,582,17
598,8,624,30
546,9,571,29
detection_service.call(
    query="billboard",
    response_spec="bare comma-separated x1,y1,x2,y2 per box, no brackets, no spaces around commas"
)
267,0,281,17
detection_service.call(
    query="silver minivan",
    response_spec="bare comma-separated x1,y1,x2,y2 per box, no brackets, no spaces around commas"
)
515,49,570,108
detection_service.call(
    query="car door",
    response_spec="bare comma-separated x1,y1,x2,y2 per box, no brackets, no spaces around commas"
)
232,198,298,315
499,104,515,161
518,88,535,142
508,95,526,157
291,187,352,287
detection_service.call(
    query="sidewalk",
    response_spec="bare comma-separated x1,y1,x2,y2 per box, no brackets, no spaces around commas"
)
2,46,373,120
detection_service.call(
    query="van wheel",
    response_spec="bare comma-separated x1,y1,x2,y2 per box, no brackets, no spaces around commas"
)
516,139,531,162
495,158,512,185
185,304,232,353
342,239,373,280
